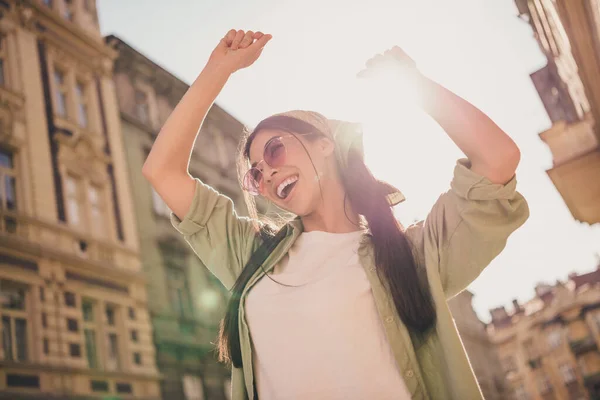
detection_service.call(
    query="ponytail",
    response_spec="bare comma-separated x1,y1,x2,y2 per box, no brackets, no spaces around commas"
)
342,149,436,333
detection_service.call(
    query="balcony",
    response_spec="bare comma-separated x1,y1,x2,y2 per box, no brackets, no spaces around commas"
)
569,336,598,356
0,209,140,275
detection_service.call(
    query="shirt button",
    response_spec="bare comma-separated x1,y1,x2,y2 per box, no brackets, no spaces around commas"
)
405,370,414,378
368,266,375,272
385,316,394,323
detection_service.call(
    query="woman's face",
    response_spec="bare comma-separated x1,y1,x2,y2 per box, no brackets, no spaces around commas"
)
247,129,335,216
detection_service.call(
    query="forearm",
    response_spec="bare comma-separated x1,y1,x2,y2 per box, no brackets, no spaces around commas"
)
142,63,232,179
419,76,520,184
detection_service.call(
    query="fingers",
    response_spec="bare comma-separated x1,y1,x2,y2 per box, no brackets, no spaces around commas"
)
231,30,245,50
250,33,273,50
239,31,254,49
224,29,237,46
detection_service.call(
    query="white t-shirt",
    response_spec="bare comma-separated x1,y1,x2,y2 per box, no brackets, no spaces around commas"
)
245,230,411,400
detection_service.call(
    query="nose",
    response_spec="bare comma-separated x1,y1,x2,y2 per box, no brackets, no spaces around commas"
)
262,164,278,183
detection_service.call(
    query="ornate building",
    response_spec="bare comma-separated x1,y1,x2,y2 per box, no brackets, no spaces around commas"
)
0,0,159,398
107,35,246,400
489,264,600,400
449,290,509,399
515,0,600,224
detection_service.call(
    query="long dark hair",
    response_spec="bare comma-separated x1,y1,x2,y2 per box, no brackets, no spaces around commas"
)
217,115,436,368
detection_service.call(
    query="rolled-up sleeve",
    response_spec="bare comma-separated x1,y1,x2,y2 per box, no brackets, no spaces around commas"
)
170,178,259,290
423,159,529,299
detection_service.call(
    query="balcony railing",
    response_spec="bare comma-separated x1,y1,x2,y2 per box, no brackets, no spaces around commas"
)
569,336,598,355
0,209,140,274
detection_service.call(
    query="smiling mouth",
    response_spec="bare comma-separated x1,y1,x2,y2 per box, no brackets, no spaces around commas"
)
276,175,299,200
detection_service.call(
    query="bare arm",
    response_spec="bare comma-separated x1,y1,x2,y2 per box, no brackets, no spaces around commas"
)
419,77,520,184
360,47,520,184
142,30,272,220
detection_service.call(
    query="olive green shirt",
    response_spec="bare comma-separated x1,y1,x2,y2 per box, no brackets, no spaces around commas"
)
171,159,529,399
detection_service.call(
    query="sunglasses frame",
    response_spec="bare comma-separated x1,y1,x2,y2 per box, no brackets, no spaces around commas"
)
242,135,295,196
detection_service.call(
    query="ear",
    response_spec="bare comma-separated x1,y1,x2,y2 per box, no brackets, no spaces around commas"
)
317,137,335,157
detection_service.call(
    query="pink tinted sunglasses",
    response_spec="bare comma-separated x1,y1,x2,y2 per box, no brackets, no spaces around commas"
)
242,135,297,196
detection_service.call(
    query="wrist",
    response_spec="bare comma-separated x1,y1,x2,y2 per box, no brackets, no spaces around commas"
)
202,61,234,79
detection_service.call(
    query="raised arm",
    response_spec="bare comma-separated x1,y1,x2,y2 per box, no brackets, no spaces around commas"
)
142,30,272,220
359,46,520,184
143,30,272,289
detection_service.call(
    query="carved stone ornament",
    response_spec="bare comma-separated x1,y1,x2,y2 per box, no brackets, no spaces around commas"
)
17,5,36,31
58,134,108,183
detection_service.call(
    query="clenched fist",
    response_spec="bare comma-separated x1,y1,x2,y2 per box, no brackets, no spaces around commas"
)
208,29,273,74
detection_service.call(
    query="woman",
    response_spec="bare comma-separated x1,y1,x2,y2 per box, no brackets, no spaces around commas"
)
144,29,529,400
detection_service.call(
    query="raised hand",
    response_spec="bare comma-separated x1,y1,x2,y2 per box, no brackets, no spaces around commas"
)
357,46,418,79
208,29,273,74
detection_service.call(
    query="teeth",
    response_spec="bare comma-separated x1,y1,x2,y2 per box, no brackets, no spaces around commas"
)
277,175,299,198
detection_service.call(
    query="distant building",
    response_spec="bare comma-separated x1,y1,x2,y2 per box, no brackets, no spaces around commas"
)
107,35,247,400
515,0,600,225
449,290,508,399
488,264,600,400
0,0,159,398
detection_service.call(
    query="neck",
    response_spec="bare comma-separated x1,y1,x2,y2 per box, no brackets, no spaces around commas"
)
300,176,361,233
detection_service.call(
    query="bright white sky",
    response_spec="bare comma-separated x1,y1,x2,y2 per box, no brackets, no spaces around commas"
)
98,0,600,322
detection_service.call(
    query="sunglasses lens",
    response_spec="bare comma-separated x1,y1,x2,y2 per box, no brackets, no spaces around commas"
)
264,137,286,167
243,168,262,195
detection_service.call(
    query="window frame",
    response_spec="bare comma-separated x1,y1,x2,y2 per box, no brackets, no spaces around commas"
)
0,280,30,362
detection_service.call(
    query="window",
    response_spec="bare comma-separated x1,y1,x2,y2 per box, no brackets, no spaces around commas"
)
130,329,138,342
43,338,49,355
64,0,75,20
166,266,192,318
67,318,78,332
133,352,141,365
559,363,577,383
91,380,108,392
81,300,98,369
128,307,135,320
0,34,6,87
105,305,116,326
41,313,47,328
75,82,88,127
54,69,68,117
1,280,28,362
84,329,97,368
116,382,132,394
106,333,120,371
87,185,105,237
69,342,81,357
64,292,76,307
548,330,562,349
183,375,205,400
82,301,94,322
134,90,150,124
0,148,17,232
65,176,83,228
39,287,45,302
160,241,192,318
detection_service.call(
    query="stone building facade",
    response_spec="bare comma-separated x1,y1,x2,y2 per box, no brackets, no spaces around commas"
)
489,264,600,400
107,35,247,400
0,0,159,398
515,0,600,224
